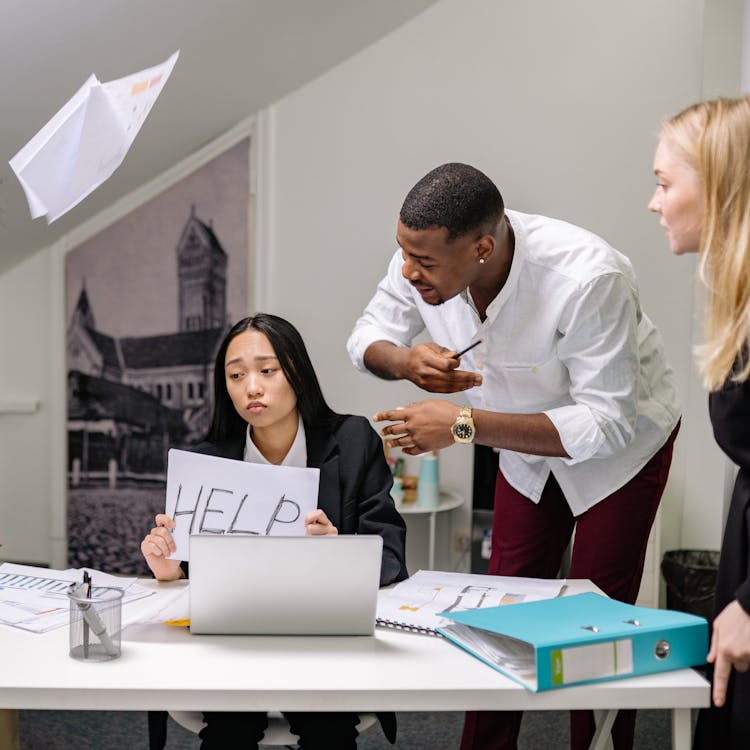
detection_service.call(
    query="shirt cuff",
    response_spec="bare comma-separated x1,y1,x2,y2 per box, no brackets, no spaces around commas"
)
347,325,405,372
544,404,606,464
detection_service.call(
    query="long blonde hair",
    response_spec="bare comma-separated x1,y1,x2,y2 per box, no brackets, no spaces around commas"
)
661,96,750,390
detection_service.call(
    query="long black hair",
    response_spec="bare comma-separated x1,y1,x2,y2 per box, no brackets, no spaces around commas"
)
205,313,341,444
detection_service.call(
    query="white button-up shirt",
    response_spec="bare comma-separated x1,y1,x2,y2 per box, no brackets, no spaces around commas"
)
244,415,307,468
347,210,680,515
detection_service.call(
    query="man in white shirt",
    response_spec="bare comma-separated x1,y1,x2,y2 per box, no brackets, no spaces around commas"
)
347,163,680,750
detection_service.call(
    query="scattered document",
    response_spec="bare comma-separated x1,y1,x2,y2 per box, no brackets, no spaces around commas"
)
0,563,153,633
376,569,565,635
122,584,189,627
165,449,320,561
9,50,179,223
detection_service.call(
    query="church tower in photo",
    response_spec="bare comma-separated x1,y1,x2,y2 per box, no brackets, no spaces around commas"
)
177,204,228,332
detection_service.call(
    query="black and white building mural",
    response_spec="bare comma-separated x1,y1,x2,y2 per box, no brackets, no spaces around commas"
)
65,139,250,574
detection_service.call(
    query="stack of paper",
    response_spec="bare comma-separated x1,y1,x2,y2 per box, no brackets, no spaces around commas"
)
0,563,153,633
447,624,537,677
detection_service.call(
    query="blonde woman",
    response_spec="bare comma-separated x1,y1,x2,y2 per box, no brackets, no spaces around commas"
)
649,95,750,749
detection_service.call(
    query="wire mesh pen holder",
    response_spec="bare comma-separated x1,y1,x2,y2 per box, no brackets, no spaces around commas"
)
67,584,123,661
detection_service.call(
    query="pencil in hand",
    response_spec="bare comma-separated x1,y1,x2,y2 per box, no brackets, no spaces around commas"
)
453,339,483,359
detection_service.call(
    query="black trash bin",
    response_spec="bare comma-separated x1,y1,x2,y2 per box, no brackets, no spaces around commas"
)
661,549,720,621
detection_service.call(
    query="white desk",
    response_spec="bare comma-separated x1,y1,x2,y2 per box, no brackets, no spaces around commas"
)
398,489,464,569
0,579,707,750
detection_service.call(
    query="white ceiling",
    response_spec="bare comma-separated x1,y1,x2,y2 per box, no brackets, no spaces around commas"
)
0,0,436,275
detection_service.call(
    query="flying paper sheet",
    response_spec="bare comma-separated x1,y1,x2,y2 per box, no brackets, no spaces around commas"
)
9,50,179,223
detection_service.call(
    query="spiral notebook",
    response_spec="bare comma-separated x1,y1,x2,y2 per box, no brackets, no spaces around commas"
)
376,570,565,636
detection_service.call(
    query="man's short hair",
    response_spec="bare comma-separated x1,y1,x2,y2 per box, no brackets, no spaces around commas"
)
399,163,504,241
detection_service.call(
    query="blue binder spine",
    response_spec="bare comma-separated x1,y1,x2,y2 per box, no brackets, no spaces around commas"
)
536,620,708,690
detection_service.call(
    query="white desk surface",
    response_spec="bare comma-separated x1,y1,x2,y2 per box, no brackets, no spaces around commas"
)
0,579,708,715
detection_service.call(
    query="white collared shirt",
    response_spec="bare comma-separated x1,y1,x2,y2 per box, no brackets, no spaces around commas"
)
347,210,680,515
243,414,307,468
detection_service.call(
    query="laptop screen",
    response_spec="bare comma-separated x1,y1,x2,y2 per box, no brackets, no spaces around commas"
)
189,535,383,635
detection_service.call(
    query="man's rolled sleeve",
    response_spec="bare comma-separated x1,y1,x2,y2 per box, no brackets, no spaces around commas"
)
347,250,426,372
347,323,404,372
544,404,606,463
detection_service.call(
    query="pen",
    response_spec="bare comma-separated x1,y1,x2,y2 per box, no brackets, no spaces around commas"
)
454,339,483,358
69,580,118,658
83,571,91,659
78,601,117,656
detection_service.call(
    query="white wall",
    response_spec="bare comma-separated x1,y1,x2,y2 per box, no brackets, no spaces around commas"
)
0,119,257,567
0,248,57,563
0,0,743,573
262,0,740,573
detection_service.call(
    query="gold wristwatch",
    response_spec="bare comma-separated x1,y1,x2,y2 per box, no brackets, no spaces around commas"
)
451,407,475,444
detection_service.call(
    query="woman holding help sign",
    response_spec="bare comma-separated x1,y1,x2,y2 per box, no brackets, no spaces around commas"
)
140,313,407,749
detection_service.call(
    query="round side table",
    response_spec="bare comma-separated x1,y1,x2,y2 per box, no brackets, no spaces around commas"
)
397,490,464,569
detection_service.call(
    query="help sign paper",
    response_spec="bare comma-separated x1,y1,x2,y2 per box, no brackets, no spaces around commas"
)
165,449,319,560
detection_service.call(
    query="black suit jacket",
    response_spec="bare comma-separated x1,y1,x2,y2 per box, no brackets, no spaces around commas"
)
709,377,750,613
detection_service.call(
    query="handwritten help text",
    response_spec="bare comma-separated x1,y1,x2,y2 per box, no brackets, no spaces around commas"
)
173,485,301,536
164,448,320,560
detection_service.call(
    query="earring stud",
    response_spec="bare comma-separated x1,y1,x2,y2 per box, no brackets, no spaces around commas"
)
479,258,486,264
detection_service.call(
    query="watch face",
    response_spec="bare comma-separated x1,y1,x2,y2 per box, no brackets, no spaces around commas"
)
453,422,474,440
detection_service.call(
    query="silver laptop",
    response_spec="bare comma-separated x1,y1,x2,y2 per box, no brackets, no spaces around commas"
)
189,534,383,635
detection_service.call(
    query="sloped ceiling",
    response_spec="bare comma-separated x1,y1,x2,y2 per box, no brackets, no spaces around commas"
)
0,0,437,275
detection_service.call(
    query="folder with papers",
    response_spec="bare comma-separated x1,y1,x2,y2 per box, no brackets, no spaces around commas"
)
437,592,708,692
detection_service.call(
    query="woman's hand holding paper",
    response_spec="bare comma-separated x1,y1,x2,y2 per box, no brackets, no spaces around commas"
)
305,509,338,536
141,514,184,581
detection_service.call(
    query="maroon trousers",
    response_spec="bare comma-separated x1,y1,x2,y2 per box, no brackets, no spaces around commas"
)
460,424,679,750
